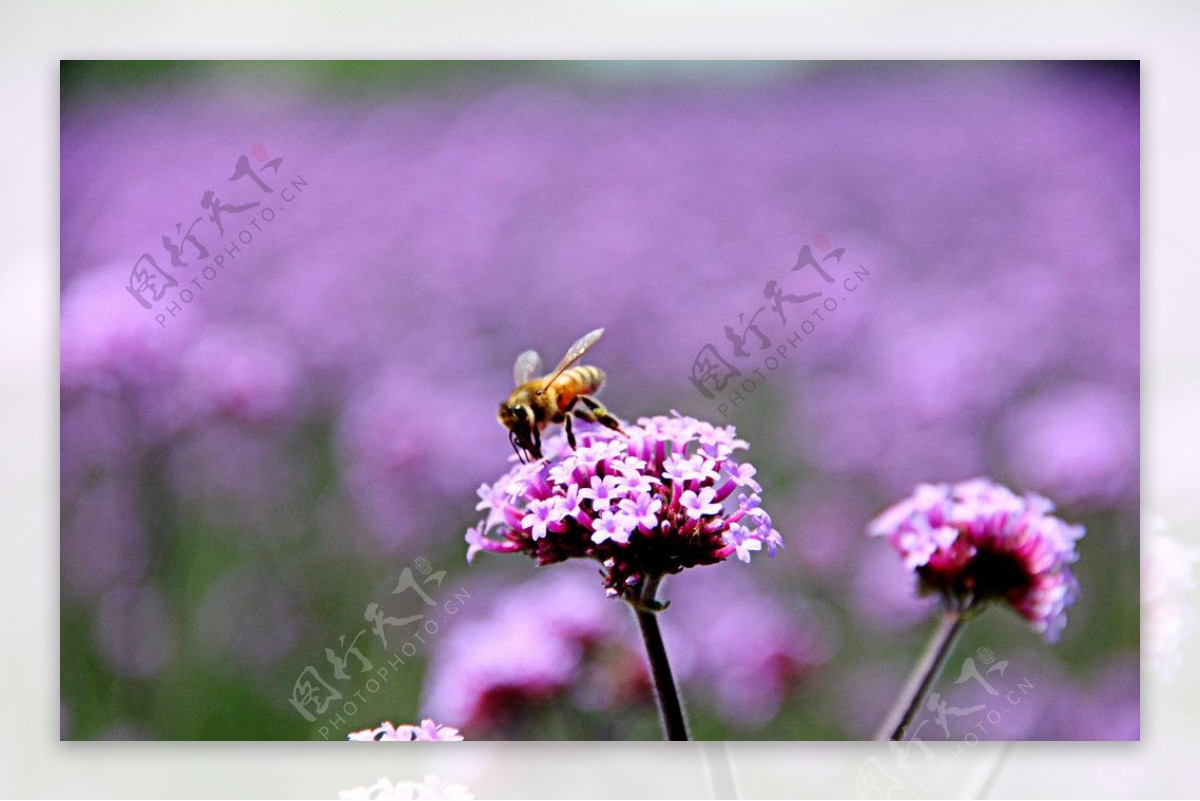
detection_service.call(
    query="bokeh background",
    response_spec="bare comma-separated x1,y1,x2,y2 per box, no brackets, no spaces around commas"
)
59,60,1139,741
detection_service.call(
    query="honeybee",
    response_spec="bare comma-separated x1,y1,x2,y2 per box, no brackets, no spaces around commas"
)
499,328,625,462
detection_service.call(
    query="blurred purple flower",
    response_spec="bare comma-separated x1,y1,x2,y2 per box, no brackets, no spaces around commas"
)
60,266,199,446
422,570,638,731
868,478,1084,642
663,571,833,727
422,567,830,733
347,719,464,741
178,325,301,425
337,369,496,550
60,266,196,398
1001,383,1139,509
467,413,780,600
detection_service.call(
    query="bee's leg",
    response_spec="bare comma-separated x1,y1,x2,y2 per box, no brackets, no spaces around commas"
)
560,400,579,450
532,425,543,460
564,413,576,450
578,395,625,434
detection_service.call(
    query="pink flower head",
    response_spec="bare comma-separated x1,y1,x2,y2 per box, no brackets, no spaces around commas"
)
465,414,779,600
868,477,1084,642
347,718,464,741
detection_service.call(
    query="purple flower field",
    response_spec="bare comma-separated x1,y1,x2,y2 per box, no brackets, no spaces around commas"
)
59,61,1139,740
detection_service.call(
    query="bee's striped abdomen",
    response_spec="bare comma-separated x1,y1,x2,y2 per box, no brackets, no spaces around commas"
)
555,365,605,398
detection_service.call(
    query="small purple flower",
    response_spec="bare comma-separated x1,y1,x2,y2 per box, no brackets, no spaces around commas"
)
691,417,749,456
521,498,564,541
466,521,517,564
679,486,722,520
547,459,579,486
475,482,511,532
868,477,1084,642
557,483,584,520
725,462,762,493
579,474,622,508
662,453,701,484
465,414,778,599
592,509,637,545
347,718,464,741
504,462,549,501
610,457,649,478
572,440,625,471
619,493,664,532
724,524,763,563
610,462,660,496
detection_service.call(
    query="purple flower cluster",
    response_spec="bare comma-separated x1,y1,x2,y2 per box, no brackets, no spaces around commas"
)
466,413,780,599
346,718,463,741
868,478,1084,641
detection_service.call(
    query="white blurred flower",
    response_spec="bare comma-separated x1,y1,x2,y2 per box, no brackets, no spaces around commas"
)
1142,515,1200,681
338,775,473,800
346,719,463,741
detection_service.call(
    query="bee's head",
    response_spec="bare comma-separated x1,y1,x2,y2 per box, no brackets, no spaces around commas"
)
497,401,528,430
498,402,539,462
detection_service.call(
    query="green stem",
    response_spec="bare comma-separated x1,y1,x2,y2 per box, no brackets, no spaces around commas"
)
875,606,970,741
631,578,689,741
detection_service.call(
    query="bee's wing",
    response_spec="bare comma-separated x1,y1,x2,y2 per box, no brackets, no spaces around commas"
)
543,328,605,389
513,349,543,387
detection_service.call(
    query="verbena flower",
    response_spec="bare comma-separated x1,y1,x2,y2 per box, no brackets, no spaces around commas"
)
868,477,1084,642
466,413,780,600
346,719,463,741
